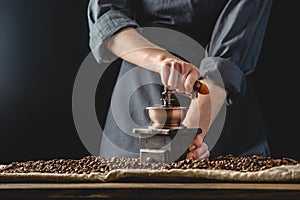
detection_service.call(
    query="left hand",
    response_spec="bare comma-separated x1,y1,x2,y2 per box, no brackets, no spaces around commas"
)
186,132,210,160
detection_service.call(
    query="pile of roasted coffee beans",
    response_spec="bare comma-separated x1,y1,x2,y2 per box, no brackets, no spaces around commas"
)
0,156,166,174
0,154,298,174
165,154,299,172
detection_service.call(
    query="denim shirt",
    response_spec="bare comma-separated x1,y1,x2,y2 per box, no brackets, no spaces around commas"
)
88,0,273,102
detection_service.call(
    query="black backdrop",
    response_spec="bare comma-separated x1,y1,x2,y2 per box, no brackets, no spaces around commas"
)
0,0,299,164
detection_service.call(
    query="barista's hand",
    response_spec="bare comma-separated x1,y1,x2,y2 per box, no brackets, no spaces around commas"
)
186,132,210,160
107,27,200,94
160,58,200,94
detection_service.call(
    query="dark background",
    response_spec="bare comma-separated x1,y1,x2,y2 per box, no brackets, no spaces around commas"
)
0,0,299,164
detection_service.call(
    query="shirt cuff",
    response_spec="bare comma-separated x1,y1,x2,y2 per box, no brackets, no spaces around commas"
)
89,9,139,63
200,57,247,104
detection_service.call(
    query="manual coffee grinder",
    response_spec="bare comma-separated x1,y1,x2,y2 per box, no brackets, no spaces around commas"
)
133,81,209,164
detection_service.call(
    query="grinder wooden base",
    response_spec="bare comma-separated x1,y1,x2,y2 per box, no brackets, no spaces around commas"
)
133,128,202,164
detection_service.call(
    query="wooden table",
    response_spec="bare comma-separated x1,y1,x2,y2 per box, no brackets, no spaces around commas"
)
1,183,300,199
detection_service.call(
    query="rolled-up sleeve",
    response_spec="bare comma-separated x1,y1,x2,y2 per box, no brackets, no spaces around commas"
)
87,0,139,63
200,0,273,104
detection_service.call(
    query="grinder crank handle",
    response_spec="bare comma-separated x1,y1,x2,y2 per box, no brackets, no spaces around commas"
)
176,79,209,99
164,79,209,100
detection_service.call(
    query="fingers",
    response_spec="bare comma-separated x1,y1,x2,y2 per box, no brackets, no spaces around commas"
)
160,60,200,94
186,142,210,160
176,61,190,93
188,133,205,151
168,61,179,89
161,60,181,90
184,66,200,94
187,133,209,160
161,63,170,86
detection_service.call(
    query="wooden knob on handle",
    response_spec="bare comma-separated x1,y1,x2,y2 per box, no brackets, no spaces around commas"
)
193,80,209,97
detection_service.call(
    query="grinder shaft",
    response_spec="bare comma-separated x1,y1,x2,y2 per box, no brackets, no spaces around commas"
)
161,85,175,107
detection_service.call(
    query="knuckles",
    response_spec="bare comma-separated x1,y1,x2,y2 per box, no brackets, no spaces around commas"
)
159,59,200,94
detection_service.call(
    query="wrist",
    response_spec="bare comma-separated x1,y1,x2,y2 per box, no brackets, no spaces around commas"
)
140,48,174,73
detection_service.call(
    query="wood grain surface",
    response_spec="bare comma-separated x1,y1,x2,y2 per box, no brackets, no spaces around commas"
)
1,183,300,199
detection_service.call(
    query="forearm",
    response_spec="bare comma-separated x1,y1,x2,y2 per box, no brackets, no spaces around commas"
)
184,79,227,160
107,27,176,73
183,78,228,133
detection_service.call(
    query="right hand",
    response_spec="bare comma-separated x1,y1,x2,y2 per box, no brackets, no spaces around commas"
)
107,27,200,94
159,57,200,95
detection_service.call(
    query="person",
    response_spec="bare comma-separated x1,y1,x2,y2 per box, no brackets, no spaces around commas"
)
87,0,273,161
